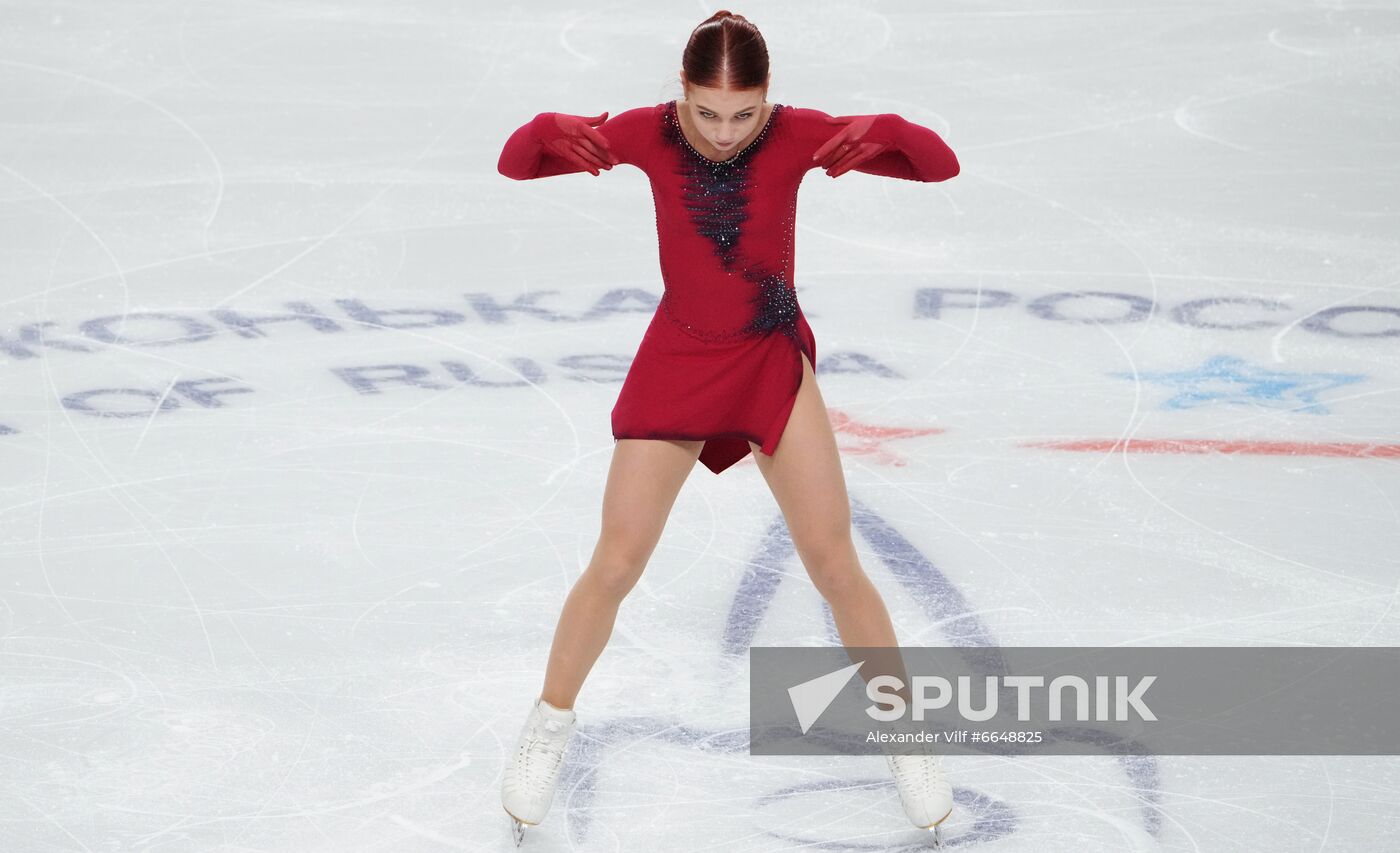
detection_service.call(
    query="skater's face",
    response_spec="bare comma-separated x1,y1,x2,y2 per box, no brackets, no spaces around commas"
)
678,75,770,155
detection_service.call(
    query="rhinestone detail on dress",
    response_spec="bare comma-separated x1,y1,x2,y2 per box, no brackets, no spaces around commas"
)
659,100,801,345
661,99,781,264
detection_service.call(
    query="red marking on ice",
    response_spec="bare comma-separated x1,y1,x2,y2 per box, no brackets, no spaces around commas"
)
1024,438,1400,458
828,409,945,466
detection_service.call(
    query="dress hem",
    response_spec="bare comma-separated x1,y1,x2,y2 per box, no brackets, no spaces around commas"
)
610,318,817,477
613,431,764,444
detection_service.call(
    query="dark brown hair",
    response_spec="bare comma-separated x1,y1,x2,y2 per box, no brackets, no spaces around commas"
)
682,10,769,91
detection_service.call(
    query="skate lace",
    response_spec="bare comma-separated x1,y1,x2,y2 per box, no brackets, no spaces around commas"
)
520,718,569,785
889,752,944,793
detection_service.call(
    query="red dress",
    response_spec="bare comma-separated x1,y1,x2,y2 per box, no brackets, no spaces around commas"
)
498,100,959,474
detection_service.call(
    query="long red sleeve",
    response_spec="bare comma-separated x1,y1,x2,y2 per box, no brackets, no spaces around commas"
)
855,113,960,182
497,107,654,180
784,107,959,182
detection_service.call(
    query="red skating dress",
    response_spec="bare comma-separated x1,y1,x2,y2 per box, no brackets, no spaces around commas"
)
498,100,959,474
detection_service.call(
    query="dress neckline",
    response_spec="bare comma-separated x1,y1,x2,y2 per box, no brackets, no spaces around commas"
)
666,99,782,165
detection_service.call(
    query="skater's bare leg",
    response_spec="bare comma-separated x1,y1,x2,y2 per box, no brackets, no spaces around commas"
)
749,352,913,704
539,437,702,710
751,360,952,838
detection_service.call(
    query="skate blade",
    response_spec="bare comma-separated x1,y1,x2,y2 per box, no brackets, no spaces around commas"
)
504,806,536,846
919,807,952,848
915,805,953,830
912,806,957,845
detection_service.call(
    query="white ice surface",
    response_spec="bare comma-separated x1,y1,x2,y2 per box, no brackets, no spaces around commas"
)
1,1,1398,851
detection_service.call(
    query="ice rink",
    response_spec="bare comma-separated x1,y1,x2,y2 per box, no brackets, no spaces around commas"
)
2,1,1399,850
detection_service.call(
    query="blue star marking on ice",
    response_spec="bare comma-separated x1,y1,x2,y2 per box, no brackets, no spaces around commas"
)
1111,355,1364,414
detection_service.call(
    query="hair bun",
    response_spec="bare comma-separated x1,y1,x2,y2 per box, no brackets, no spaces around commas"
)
711,9,734,20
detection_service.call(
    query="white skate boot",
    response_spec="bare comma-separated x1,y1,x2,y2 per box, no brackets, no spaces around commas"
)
885,746,954,847
501,696,577,845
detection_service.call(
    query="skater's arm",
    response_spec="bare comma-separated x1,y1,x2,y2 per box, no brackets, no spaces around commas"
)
839,113,960,181
497,107,653,180
790,107,959,182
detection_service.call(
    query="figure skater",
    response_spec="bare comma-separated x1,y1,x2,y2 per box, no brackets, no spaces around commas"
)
495,9,960,846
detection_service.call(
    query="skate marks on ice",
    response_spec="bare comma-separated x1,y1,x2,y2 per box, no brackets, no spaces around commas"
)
549,496,1163,848
552,716,1013,849
754,778,1013,850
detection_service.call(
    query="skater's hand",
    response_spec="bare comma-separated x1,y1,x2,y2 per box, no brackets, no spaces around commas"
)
535,111,620,176
812,114,892,178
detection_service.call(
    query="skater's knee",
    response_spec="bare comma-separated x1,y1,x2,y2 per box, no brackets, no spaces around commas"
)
582,554,647,599
799,541,866,598
785,511,854,570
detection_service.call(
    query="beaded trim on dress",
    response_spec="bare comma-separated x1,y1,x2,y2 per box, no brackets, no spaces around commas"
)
660,99,782,264
659,100,800,346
